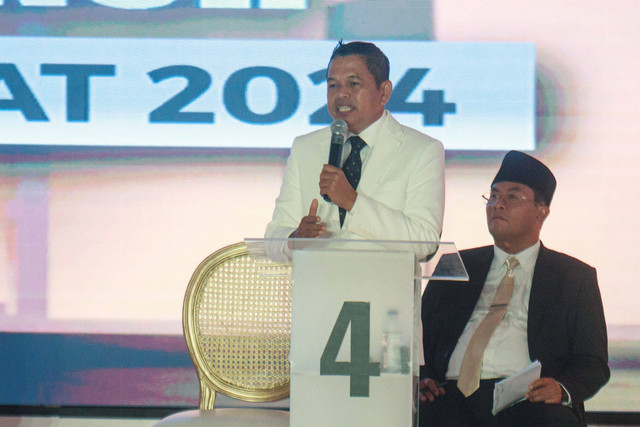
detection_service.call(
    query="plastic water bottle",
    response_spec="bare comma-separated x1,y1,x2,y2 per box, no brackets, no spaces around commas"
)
381,309,403,373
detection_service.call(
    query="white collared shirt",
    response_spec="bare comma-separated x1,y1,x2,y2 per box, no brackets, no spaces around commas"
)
446,241,541,379
340,110,388,168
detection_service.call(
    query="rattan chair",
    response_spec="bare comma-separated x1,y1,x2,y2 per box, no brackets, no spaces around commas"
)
155,242,291,426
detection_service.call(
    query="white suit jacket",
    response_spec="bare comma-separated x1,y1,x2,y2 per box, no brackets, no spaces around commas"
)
265,111,444,366
265,111,445,260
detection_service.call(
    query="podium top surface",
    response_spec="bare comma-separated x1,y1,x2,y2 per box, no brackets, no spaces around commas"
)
245,238,469,281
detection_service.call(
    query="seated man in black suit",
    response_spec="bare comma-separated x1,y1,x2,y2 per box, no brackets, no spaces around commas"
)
419,151,609,426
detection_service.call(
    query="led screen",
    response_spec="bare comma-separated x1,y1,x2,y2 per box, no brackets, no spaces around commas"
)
1,0,639,414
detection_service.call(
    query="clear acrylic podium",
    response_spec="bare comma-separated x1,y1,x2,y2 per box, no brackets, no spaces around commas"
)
245,238,468,427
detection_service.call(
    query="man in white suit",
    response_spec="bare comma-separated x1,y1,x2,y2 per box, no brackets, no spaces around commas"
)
265,41,445,259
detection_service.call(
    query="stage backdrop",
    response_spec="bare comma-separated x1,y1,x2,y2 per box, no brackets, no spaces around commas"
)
1,0,639,413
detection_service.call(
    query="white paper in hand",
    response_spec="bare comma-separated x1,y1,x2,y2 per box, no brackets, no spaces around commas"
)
492,360,542,415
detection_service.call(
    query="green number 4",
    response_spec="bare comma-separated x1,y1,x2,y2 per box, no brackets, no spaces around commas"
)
320,301,380,397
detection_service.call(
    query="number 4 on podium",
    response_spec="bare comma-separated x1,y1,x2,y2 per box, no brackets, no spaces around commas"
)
320,301,381,397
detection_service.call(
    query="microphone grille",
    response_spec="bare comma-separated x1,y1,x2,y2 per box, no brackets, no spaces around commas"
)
330,119,348,136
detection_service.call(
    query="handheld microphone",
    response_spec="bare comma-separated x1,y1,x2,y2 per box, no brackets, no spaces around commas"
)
323,119,348,203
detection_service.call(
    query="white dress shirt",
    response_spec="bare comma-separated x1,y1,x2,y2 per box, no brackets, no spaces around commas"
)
446,242,541,379
339,109,384,168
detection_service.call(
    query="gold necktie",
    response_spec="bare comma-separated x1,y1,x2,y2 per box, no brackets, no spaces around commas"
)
457,256,520,397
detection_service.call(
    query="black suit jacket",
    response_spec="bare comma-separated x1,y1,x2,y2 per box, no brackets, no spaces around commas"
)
421,243,610,423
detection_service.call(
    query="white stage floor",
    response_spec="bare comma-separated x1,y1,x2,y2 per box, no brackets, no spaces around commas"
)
0,416,160,427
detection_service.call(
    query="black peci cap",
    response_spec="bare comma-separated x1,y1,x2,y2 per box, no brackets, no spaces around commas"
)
492,151,557,205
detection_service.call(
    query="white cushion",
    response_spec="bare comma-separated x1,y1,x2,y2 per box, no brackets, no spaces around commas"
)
154,408,289,427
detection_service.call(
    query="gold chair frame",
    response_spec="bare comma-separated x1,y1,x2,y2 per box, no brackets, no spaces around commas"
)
183,242,291,409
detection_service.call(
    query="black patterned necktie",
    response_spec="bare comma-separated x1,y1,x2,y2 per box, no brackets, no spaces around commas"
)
339,135,367,227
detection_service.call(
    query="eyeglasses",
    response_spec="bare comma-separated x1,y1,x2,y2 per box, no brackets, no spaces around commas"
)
482,193,534,207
